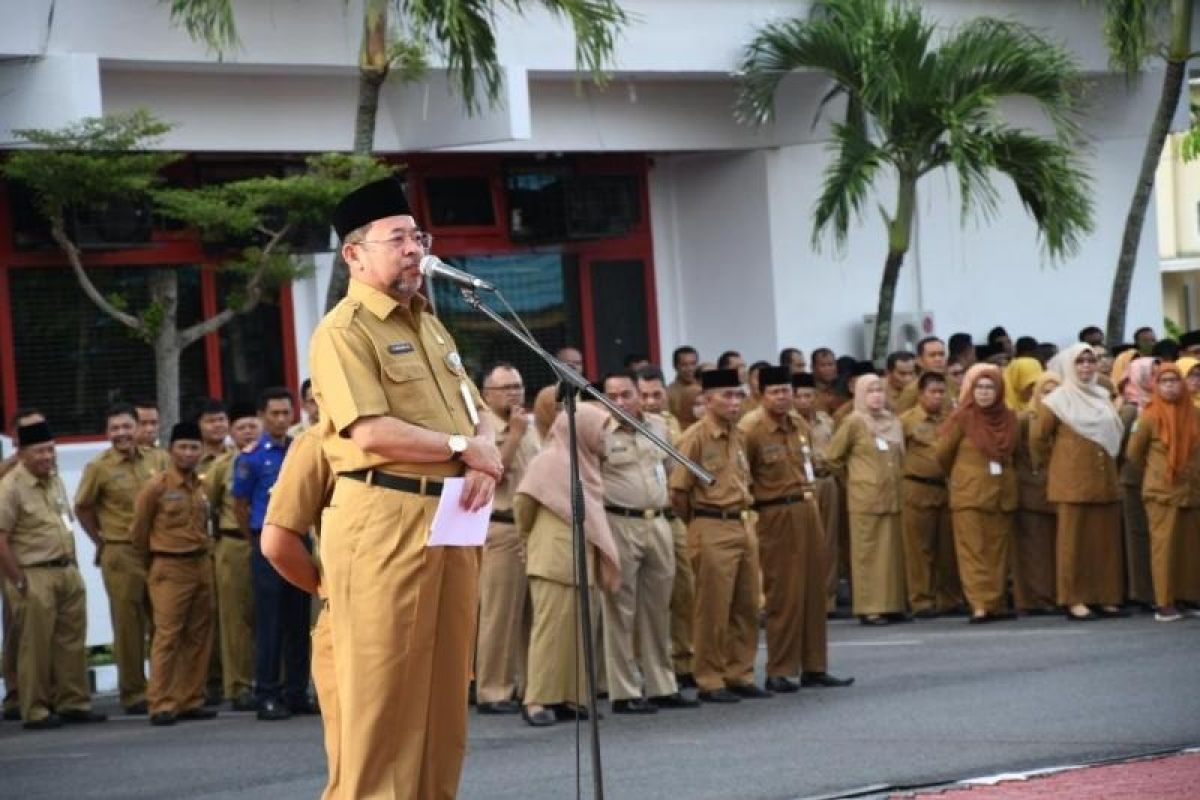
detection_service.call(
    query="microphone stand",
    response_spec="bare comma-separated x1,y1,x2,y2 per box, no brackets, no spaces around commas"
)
459,288,714,800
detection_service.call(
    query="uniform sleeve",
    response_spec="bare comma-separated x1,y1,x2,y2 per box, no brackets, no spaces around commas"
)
206,459,227,508
668,429,701,494
1029,410,1058,471
309,323,389,436
264,435,327,534
824,418,855,474
934,421,963,475
130,479,161,552
75,461,102,507
1124,413,1152,470
231,452,256,500
0,477,18,533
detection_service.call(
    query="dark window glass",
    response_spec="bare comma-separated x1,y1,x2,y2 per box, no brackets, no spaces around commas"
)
566,176,640,238
9,266,207,435
216,272,285,406
589,259,649,376
425,177,495,227
505,165,571,243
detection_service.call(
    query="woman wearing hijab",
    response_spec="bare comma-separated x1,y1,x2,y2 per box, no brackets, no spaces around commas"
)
1178,357,1200,406
1124,365,1200,621
1031,344,1126,621
1117,357,1157,609
936,365,1019,623
1012,372,1061,614
825,374,907,625
515,403,621,726
1003,354,1043,413
1110,348,1139,406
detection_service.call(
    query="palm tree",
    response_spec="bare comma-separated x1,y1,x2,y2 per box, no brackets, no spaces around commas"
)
736,0,1094,362
163,0,628,310
1096,0,1194,347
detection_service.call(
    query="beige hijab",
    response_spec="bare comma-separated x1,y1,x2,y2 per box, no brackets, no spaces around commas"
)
850,374,904,450
1044,343,1123,458
516,402,620,589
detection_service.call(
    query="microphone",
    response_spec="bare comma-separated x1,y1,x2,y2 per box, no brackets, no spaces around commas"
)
419,255,495,292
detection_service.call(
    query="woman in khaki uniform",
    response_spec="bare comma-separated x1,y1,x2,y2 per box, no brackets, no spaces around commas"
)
825,374,907,625
515,403,620,726
1124,364,1200,621
936,365,1019,623
1117,357,1156,608
1013,373,1060,614
1031,343,1126,621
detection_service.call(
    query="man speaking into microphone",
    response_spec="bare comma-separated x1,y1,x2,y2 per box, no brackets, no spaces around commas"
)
309,176,502,799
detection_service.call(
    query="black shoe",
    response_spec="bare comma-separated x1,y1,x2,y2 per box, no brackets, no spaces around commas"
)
887,613,912,623
59,708,108,723
149,712,177,727
912,609,940,619
23,714,62,730
648,692,700,709
256,699,292,721
764,676,800,693
177,706,218,720
468,681,477,707
859,615,890,626
3,707,21,721
611,698,658,714
204,689,223,707
552,704,599,721
477,700,521,715
675,672,698,690
123,701,148,716
521,706,556,727
288,699,320,715
727,682,772,699
698,689,740,703
231,693,259,712
800,672,855,688
1095,605,1129,618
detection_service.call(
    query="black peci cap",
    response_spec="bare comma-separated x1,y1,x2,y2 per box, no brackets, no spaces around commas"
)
332,177,412,239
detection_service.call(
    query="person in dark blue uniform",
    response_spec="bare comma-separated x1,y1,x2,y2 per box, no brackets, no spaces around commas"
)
232,386,313,721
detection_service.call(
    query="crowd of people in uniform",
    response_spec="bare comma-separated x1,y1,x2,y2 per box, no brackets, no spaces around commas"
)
1,174,1199,798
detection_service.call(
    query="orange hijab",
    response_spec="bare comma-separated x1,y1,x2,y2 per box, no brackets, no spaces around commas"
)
1141,365,1200,483
945,363,1018,461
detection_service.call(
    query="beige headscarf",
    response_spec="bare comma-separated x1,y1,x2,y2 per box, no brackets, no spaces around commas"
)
516,402,620,590
1043,343,1123,458
850,374,904,450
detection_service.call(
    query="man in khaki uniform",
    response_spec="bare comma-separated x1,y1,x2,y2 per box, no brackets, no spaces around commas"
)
134,400,162,449
203,402,259,711
75,402,167,714
899,373,963,616
669,368,766,703
196,399,232,706
896,337,956,414
637,366,697,686
0,420,106,729
601,372,697,712
741,368,854,693
792,374,842,611
811,348,849,416
310,177,501,799
131,422,217,726
475,362,539,715
885,351,917,410
668,346,700,427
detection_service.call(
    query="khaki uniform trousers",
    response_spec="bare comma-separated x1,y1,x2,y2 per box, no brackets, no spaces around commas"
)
525,578,599,708
3,566,91,722
602,515,676,701
1057,502,1124,607
756,501,828,677
321,478,479,800
848,512,907,616
99,541,151,707
2,585,19,714
1121,483,1155,605
214,535,255,699
814,476,841,610
1012,509,1057,611
667,517,694,675
148,556,214,715
952,510,1014,614
688,517,760,692
311,605,341,800
901,503,961,613
475,521,529,705
1144,501,1200,608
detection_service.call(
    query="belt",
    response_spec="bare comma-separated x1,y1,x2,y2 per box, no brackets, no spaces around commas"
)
217,529,246,540
491,510,515,524
691,506,752,522
904,475,946,488
151,550,207,559
753,493,813,510
340,469,444,497
23,558,72,569
102,540,133,545
604,504,675,521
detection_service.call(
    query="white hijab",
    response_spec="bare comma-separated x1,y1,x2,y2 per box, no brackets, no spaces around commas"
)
1043,343,1123,458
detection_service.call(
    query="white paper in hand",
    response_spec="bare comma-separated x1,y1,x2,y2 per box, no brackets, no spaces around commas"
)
428,478,493,547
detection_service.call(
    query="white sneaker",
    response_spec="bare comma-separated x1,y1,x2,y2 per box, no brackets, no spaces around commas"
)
1155,609,1183,622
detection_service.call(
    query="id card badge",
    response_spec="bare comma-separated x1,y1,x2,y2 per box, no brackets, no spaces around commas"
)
875,436,889,452
989,461,1003,476
654,463,667,487
459,380,480,426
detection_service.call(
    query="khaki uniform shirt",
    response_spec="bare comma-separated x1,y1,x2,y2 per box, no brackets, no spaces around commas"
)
1030,412,1119,504
739,408,816,502
934,423,1018,513
667,380,699,428
602,416,670,510
1015,413,1053,513
815,382,849,416
825,416,903,515
800,410,836,475
130,467,209,555
264,426,336,535
669,414,753,512
75,446,168,542
204,450,241,532
492,413,540,513
899,406,948,508
1117,404,1143,487
308,279,485,477
895,378,958,416
0,464,76,565
1125,409,1200,507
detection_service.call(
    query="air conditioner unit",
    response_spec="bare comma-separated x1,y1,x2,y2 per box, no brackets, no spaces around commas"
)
862,311,936,357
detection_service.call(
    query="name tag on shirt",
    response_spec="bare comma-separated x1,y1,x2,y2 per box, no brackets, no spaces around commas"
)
989,461,1003,476
804,461,815,483
875,437,889,452
654,463,667,487
388,342,415,355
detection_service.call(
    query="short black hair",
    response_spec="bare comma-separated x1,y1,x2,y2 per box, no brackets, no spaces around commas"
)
300,378,313,398
947,333,973,358
672,346,698,367
916,337,943,357
133,398,158,411
779,347,803,367
1078,325,1103,343
105,402,138,425
1015,336,1038,356
749,359,771,373
717,351,743,370
811,347,835,363
886,351,915,372
601,371,639,392
636,365,666,384
1133,326,1155,340
1151,339,1180,360
987,326,1009,343
257,386,294,411
622,353,649,368
195,398,228,419
917,371,946,391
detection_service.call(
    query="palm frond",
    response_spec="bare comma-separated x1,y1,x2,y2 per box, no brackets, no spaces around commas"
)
812,121,888,252
1098,0,1170,73
161,0,240,56
511,0,628,82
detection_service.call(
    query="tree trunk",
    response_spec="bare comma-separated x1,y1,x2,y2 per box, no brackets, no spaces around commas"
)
871,176,917,363
149,269,182,435
1106,1,1192,347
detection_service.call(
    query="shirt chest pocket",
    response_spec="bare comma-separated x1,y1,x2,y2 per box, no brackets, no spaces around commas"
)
380,357,436,418
761,443,786,465
701,446,727,473
606,444,637,467
160,493,192,526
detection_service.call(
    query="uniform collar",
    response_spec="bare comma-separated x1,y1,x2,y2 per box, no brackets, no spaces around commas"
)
760,409,795,433
12,462,45,488
701,413,731,439
257,431,290,450
165,466,198,489
348,278,427,321
106,445,144,464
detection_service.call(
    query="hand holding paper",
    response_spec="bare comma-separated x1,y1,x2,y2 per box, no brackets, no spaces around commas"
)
429,478,493,547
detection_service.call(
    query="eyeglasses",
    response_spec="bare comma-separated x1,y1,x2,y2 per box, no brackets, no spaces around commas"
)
483,383,525,392
355,231,433,251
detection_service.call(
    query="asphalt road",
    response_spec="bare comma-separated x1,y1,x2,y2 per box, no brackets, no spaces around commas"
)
2,613,1197,800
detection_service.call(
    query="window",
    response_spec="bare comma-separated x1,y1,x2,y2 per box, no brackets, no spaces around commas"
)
217,271,286,405
505,166,640,242
425,177,495,227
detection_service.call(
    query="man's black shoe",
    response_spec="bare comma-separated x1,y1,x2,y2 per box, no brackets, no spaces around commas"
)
649,692,700,709
800,672,855,688
178,706,218,720
3,707,21,721
611,698,658,714
123,701,148,715
521,706,556,727
552,704,599,721
477,700,521,715
149,712,177,727
204,688,223,707
256,699,292,721
231,693,259,712
23,714,63,730
698,689,740,703
764,676,800,693
912,608,939,619
727,682,773,699
675,672,698,690
59,708,108,723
